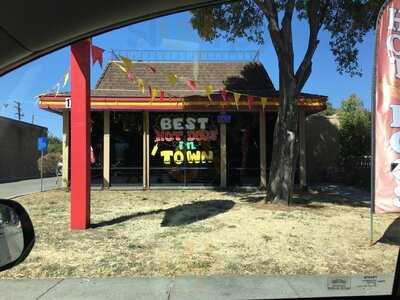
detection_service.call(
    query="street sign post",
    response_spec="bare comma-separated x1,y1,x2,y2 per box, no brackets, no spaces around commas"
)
37,137,48,192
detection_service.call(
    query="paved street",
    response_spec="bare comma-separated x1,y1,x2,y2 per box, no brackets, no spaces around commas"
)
0,274,394,299
0,177,60,199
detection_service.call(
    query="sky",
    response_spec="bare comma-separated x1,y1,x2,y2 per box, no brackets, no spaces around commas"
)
0,10,375,138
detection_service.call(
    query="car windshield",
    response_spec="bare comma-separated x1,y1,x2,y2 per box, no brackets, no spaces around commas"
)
0,1,398,298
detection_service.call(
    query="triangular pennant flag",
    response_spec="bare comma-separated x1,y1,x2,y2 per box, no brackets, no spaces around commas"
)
247,95,254,110
261,97,268,111
91,45,105,67
63,72,70,87
145,64,156,73
233,92,241,110
168,73,178,86
204,84,213,101
160,91,165,101
151,87,158,100
220,88,228,102
186,80,197,91
55,83,61,96
137,78,145,94
127,71,135,81
114,61,127,73
120,56,133,70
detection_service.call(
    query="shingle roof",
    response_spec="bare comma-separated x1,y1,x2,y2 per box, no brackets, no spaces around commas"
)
92,61,277,98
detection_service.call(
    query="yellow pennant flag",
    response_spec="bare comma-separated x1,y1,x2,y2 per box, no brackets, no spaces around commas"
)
120,56,134,70
55,83,60,96
137,78,145,94
63,72,69,87
115,61,127,73
233,92,241,110
261,97,268,110
151,87,158,101
168,73,178,86
204,84,213,101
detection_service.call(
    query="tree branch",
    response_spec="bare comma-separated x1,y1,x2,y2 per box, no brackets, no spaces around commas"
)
281,0,296,74
254,0,284,54
295,0,328,92
256,0,296,79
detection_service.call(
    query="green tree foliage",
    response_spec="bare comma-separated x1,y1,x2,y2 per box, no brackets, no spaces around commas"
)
190,0,383,76
190,0,382,203
47,134,62,154
338,94,371,163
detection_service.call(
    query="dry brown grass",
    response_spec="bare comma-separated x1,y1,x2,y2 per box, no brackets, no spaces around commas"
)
0,188,398,279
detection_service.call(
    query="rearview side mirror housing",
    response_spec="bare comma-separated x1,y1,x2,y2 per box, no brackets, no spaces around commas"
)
0,199,35,272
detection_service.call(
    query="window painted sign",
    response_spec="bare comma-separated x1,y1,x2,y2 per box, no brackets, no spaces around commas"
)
151,114,218,166
374,0,400,213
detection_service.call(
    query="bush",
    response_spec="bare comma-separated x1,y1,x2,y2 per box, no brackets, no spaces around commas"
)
337,94,371,189
38,152,62,176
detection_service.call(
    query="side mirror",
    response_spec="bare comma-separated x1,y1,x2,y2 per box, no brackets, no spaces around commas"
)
0,199,35,272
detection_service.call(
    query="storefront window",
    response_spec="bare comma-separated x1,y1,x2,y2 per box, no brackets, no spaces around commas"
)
149,112,220,186
91,112,103,186
227,112,260,186
110,112,143,186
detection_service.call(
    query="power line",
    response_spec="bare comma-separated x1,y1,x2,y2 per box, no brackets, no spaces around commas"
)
14,101,24,121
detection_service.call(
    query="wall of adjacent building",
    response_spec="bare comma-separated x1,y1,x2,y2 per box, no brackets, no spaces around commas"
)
0,116,48,182
306,114,340,183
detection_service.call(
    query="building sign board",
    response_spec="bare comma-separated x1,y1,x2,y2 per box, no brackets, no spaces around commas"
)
37,136,48,152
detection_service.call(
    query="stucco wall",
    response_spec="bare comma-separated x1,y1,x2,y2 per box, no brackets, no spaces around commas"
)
306,114,340,182
0,116,48,182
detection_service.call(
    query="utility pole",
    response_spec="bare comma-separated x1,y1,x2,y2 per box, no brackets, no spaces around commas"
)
14,101,24,121
31,113,35,124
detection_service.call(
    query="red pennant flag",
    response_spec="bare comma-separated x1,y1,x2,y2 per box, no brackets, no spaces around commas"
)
160,91,165,101
186,80,197,91
146,64,156,73
91,45,105,67
247,95,254,110
221,88,228,102
127,71,135,81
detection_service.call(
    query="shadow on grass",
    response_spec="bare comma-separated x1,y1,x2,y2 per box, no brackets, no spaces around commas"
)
90,200,235,229
161,200,235,227
90,209,164,228
223,188,369,208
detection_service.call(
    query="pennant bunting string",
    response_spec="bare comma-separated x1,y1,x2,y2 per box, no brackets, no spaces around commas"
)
186,80,197,91
91,45,105,67
204,84,213,101
247,95,254,111
63,72,70,87
261,97,268,111
233,92,241,110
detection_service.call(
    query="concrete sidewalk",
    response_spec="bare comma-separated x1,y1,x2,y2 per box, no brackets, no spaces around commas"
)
0,177,59,199
0,274,394,300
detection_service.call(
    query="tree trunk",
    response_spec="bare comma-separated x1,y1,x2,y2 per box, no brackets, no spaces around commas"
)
266,79,300,205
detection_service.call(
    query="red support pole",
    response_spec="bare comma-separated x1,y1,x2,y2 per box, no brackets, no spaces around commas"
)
70,39,91,230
